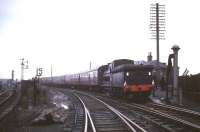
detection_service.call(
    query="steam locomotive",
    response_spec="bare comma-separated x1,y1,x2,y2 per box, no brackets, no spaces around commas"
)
42,59,154,98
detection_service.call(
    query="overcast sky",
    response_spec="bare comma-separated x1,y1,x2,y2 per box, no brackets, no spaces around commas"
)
0,0,200,79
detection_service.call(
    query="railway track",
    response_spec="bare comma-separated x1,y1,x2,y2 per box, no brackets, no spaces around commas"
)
0,90,15,119
144,102,200,128
74,93,96,132
71,90,147,132
67,91,85,132
127,103,200,132
0,89,21,128
0,90,13,106
89,93,200,132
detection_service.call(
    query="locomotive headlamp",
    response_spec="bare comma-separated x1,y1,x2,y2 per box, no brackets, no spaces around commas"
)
149,72,152,76
152,80,155,85
126,72,129,76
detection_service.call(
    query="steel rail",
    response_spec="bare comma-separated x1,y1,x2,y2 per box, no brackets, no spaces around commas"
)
76,91,147,132
86,109,96,132
88,92,200,131
94,96,147,132
94,94,178,132
0,90,13,105
74,93,96,132
91,91,200,130
129,103,200,130
108,105,137,132
0,89,19,123
0,90,9,96
149,102,200,116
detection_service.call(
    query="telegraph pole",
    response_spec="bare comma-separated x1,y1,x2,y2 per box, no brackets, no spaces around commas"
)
11,70,14,81
150,3,165,63
156,3,160,62
51,65,53,83
89,61,91,88
20,58,28,81
89,61,92,70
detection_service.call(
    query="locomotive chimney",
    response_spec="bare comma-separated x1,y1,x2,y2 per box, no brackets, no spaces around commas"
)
147,52,152,62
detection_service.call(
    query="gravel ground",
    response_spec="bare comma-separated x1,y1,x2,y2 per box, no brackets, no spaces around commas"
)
151,87,200,112
11,87,74,132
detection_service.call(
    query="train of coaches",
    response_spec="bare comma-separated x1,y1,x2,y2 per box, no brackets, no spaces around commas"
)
42,59,154,98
